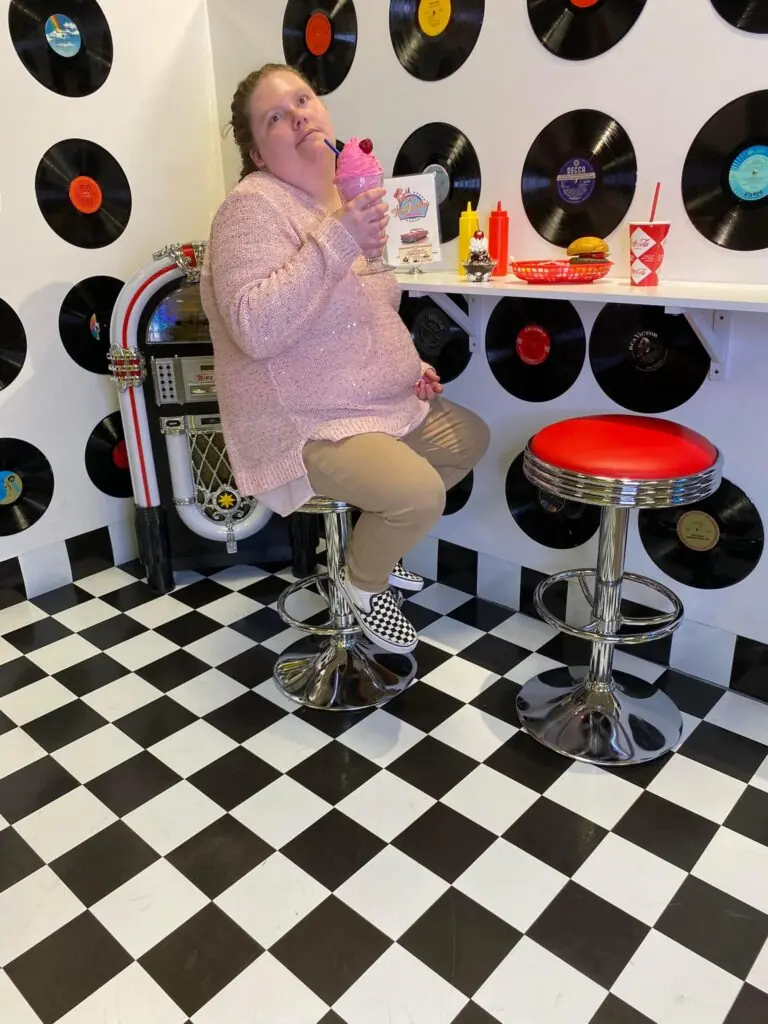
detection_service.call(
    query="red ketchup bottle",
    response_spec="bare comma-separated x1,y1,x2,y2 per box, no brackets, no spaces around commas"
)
488,201,509,278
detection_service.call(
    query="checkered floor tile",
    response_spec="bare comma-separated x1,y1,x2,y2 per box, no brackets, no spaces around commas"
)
1,558,768,1023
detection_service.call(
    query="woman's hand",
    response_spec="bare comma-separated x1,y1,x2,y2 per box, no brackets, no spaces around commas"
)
415,366,443,402
334,188,389,257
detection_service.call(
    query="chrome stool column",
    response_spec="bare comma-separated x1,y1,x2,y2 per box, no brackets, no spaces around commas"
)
273,496,417,711
515,415,722,767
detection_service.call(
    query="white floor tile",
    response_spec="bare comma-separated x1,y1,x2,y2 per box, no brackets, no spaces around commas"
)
418,617,485,654
747,936,768,996
422,658,499,703
504,652,564,686
125,596,190,629
52,725,143,784
648,754,747,823
705,690,768,748
74,568,138,597
27,634,101,675
198,592,264,625
474,937,606,1024
0,677,75,726
193,953,327,1024
692,827,768,915
167,670,247,717
408,583,471,614
216,853,329,948
442,764,538,835
57,962,187,1024
92,860,208,959
207,565,268,590
545,762,641,830
336,771,435,842
231,776,330,849
0,603,47,634
613,649,666,683
431,705,516,762
243,714,331,772
0,970,43,1023
149,720,238,778
184,627,255,666
254,678,301,712
52,599,119,633
333,943,467,1024
0,637,21,666
455,838,568,932
278,588,327,623
574,832,687,926
81,674,161,721
123,781,223,856
0,729,46,781
613,930,742,1024
336,846,448,939
491,613,558,651
337,709,425,767
261,626,307,654
0,867,84,964
106,632,179,672
14,787,116,862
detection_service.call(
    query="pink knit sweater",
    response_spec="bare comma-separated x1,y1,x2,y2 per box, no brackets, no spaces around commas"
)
199,172,429,516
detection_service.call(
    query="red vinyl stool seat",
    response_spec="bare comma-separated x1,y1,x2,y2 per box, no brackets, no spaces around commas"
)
515,414,723,769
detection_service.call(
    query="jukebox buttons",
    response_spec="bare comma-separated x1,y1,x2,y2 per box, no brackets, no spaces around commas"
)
152,356,179,405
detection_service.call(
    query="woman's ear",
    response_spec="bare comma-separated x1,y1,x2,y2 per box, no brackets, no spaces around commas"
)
250,146,266,170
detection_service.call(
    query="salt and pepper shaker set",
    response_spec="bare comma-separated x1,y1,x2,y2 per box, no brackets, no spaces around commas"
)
458,201,509,277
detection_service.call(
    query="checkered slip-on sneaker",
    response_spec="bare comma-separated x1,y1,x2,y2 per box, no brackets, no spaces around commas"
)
387,561,424,592
341,573,419,654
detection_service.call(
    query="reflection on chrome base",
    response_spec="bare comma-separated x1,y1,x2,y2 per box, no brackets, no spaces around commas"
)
274,635,417,712
516,665,683,767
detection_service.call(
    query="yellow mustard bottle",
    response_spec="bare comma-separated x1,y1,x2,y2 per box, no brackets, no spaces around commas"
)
458,202,479,275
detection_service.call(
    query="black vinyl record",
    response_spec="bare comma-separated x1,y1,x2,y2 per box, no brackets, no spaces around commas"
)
389,0,485,81
59,276,124,374
399,293,470,383
393,122,481,242
36,138,132,249
0,298,27,392
639,478,764,589
710,0,768,33
0,438,54,536
527,0,647,61
522,108,637,246
8,0,112,97
682,90,768,251
444,471,473,516
590,304,711,414
282,0,357,95
506,451,600,549
85,412,132,497
486,298,586,402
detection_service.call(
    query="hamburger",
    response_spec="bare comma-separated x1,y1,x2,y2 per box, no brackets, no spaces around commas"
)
566,236,610,265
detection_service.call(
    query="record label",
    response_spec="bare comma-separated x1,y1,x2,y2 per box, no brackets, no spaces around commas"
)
419,0,452,35
728,145,768,203
390,0,484,81
85,412,132,497
516,325,551,366
629,331,666,372
556,158,596,204
59,276,123,374
0,470,23,506
283,0,357,95
399,292,470,382
305,12,332,55
677,510,720,552
45,14,81,56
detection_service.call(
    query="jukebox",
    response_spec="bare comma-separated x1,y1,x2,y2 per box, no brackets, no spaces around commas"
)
108,243,292,593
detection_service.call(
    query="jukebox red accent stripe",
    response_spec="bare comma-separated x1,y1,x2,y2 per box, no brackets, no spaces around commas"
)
121,264,176,507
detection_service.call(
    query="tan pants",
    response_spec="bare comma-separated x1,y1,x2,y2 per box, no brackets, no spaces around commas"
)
303,397,490,591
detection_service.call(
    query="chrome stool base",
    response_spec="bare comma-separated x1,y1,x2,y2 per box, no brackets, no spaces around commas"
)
274,635,417,711
516,665,683,767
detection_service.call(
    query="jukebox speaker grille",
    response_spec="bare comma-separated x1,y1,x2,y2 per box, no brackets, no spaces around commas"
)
187,423,252,523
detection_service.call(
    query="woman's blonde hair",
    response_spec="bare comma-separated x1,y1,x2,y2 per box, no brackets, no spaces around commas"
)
226,63,315,180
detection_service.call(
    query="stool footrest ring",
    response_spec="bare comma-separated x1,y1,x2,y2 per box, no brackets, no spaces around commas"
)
534,569,683,646
277,573,361,638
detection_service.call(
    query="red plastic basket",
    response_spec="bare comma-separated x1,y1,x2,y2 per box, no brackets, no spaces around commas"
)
510,259,613,284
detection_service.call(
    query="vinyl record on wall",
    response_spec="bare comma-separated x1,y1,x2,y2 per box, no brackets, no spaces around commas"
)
710,0,768,33
682,90,768,251
506,451,600,549
59,276,124,374
522,108,637,246
0,298,27,392
389,0,485,81
527,0,647,61
0,439,54,536
590,304,711,414
282,0,357,94
8,0,113,97
393,122,481,242
35,138,132,249
639,478,764,589
85,412,132,497
399,293,470,382
486,297,586,402
444,471,473,516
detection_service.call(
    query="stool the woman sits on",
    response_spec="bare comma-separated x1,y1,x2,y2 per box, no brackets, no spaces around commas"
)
200,62,489,655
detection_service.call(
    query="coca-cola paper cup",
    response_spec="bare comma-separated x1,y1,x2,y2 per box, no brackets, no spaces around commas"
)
629,221,670,286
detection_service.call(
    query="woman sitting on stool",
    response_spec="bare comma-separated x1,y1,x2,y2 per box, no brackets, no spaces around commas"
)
200,62,489,655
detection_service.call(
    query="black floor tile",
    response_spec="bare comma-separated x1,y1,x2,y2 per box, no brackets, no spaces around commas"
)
413,638,453,678
30,583,92,615
6,912,132,1024
460,634,532,675
725,984,768,1023
204,691,287,742
538,631,594,667
23,700,107,753
485,731,571,792
655,875,768,979
381,681,464,734
589,994,655,1024
53,653,127,696
115,695,197,747
730,635,768,702
4,617,72,654
101,580,158,611
453,1005,503,1024
678,721,768,783
87,752,181,816
294,704,374,737
504,797,608,876
317,1014,346,1024
725,786,768,848
189,747,280,810
388,736,477,800
139,904,262,1017
655,669,725,719
470,677,522,729
167,814,273,899
0,710,13,735
0,656,46,697
393,803,496,883
528,881,649,988
51,821,159,905
613,791,719,872
0,756,79,824
136,649,211,691
403,601,443,632
0,827,44,892
241,575,290,605
449,598,512,633
288,742,380,804
271,896,389,1005
217,645,279,688
282,809,385,890
400,887,521,996
156,610,221,647
79,614,147,650
230,607,287,643
172,578,233,609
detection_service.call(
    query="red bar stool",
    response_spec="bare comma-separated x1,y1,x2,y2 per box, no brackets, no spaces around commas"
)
516,414,722,767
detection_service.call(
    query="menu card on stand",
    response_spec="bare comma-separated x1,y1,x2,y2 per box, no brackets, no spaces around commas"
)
382,172,442,271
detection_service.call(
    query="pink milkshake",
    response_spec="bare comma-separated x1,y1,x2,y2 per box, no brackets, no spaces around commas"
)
334,137,393,275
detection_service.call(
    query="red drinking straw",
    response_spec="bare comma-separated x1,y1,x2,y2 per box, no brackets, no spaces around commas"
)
649,182,661,222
